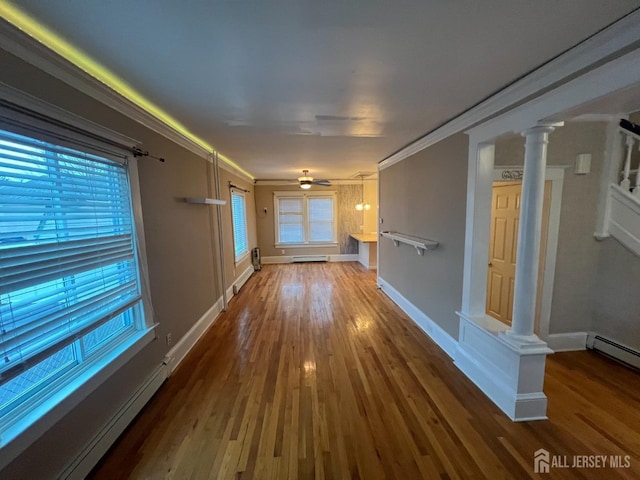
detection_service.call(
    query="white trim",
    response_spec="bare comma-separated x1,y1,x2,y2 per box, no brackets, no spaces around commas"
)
0,328,156,470
595,118,628,239
606,184,640,256
492,166,566,338
455,312,552,421
587,333,640,369
218,159,255,184
230,190,249,262
0,20,213,161
377,277,457,359
273,191,338,245
0,82,139,147
262,254,358,264
467,47,640,143
226,265,254,301
164,298,224,374
59,364,167,480
544,332,588,352
378,10,640,171
274,243,339,249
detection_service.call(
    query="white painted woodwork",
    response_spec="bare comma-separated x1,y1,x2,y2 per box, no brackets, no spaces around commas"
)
351,233,377,269
607,184,640,256
507,126,556,341
622,134,634,190
379,231,438,256
2,3,639,180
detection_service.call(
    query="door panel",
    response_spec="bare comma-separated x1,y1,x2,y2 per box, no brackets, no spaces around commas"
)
486,181,551,330
486,183,520,325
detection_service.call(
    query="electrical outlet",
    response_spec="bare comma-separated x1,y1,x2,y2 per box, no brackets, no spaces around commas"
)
281,249,285,254
166,333,172,346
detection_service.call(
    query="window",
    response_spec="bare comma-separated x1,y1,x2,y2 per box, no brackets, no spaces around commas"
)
274,191,337,245
231,190,249,261
0,128,148,426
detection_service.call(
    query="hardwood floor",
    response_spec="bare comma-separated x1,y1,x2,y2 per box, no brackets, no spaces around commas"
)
89,263,640,479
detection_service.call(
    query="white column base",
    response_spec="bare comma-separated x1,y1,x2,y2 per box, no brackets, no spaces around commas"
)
455,312,553,421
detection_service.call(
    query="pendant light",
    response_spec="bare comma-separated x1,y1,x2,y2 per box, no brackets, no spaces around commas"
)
355,175,371,211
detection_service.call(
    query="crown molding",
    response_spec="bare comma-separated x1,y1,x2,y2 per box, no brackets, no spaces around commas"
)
217,158,255,184
0,81,139,147
379,9,640,171
0,18,213,160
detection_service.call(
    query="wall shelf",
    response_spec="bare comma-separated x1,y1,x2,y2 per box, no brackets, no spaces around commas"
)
380,231,439,256
185,197,227,205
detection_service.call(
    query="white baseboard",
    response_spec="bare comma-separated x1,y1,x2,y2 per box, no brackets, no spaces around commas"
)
587,332,640,369
164,297,224,374
226,265,254,300
61,364,167,479
544,332,587,352
377,277,457,359
262,254,359,264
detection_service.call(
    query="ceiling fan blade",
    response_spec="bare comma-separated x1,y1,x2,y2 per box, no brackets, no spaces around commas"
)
312,180,331,186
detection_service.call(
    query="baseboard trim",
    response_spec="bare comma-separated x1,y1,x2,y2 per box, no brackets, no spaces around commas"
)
377,277,457,359
262,254,359,264
587,332,640,369
544,332,587,352
164,297,224,374
60,364,167,479
226,265,254,300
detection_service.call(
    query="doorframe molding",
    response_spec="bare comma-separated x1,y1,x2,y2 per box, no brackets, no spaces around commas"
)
492,166,567,340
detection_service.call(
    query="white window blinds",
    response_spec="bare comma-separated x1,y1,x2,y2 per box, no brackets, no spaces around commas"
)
275,193,336,244
277,196,304,244
231,191,248,260
0,129,141,381
308,197,334,242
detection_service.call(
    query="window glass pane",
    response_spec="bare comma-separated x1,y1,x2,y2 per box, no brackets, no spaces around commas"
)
0,344,77,416
278,197,304,243
231,192,248,259
308,197,334,242
0,129,142,388
82,309,134,354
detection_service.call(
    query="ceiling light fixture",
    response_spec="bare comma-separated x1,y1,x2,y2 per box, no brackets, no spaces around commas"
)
298,170,313,189
355,175,371,211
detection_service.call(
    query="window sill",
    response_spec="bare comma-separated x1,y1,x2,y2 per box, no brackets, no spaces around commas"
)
235,251,250,264
0,326,158,470
275,243,338,249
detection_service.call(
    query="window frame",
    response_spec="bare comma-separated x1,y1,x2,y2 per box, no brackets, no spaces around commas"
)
0,89,156,460
230,189,250,262
273,191,338,247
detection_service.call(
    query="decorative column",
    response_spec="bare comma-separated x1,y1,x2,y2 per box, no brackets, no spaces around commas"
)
507,125,556,342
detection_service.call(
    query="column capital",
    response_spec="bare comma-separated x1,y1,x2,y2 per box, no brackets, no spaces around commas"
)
521,122,564,138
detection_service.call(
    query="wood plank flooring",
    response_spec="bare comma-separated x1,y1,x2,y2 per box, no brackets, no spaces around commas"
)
89,263,640,479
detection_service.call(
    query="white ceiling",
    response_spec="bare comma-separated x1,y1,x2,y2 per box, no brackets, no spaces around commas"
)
8,0,640,179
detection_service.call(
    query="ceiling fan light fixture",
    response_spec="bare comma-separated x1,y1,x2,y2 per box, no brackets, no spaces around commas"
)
298,169,314,189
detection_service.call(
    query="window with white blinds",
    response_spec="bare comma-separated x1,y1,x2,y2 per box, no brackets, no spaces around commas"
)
0,128,144,414
274,192,336,245
231,191,249,261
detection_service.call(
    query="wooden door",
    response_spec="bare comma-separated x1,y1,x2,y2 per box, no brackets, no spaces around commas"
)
486,181,551,328
486,183,520,325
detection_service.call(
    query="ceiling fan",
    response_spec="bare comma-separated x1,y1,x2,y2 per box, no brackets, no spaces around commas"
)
296,170,331,189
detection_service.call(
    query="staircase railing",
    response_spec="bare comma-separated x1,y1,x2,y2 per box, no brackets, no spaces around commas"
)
619,119,640,198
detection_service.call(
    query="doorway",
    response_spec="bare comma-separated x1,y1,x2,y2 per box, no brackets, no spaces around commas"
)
486,180,551,332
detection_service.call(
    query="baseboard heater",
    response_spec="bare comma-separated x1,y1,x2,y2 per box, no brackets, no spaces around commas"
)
291,255,328,263
587,333,640,370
